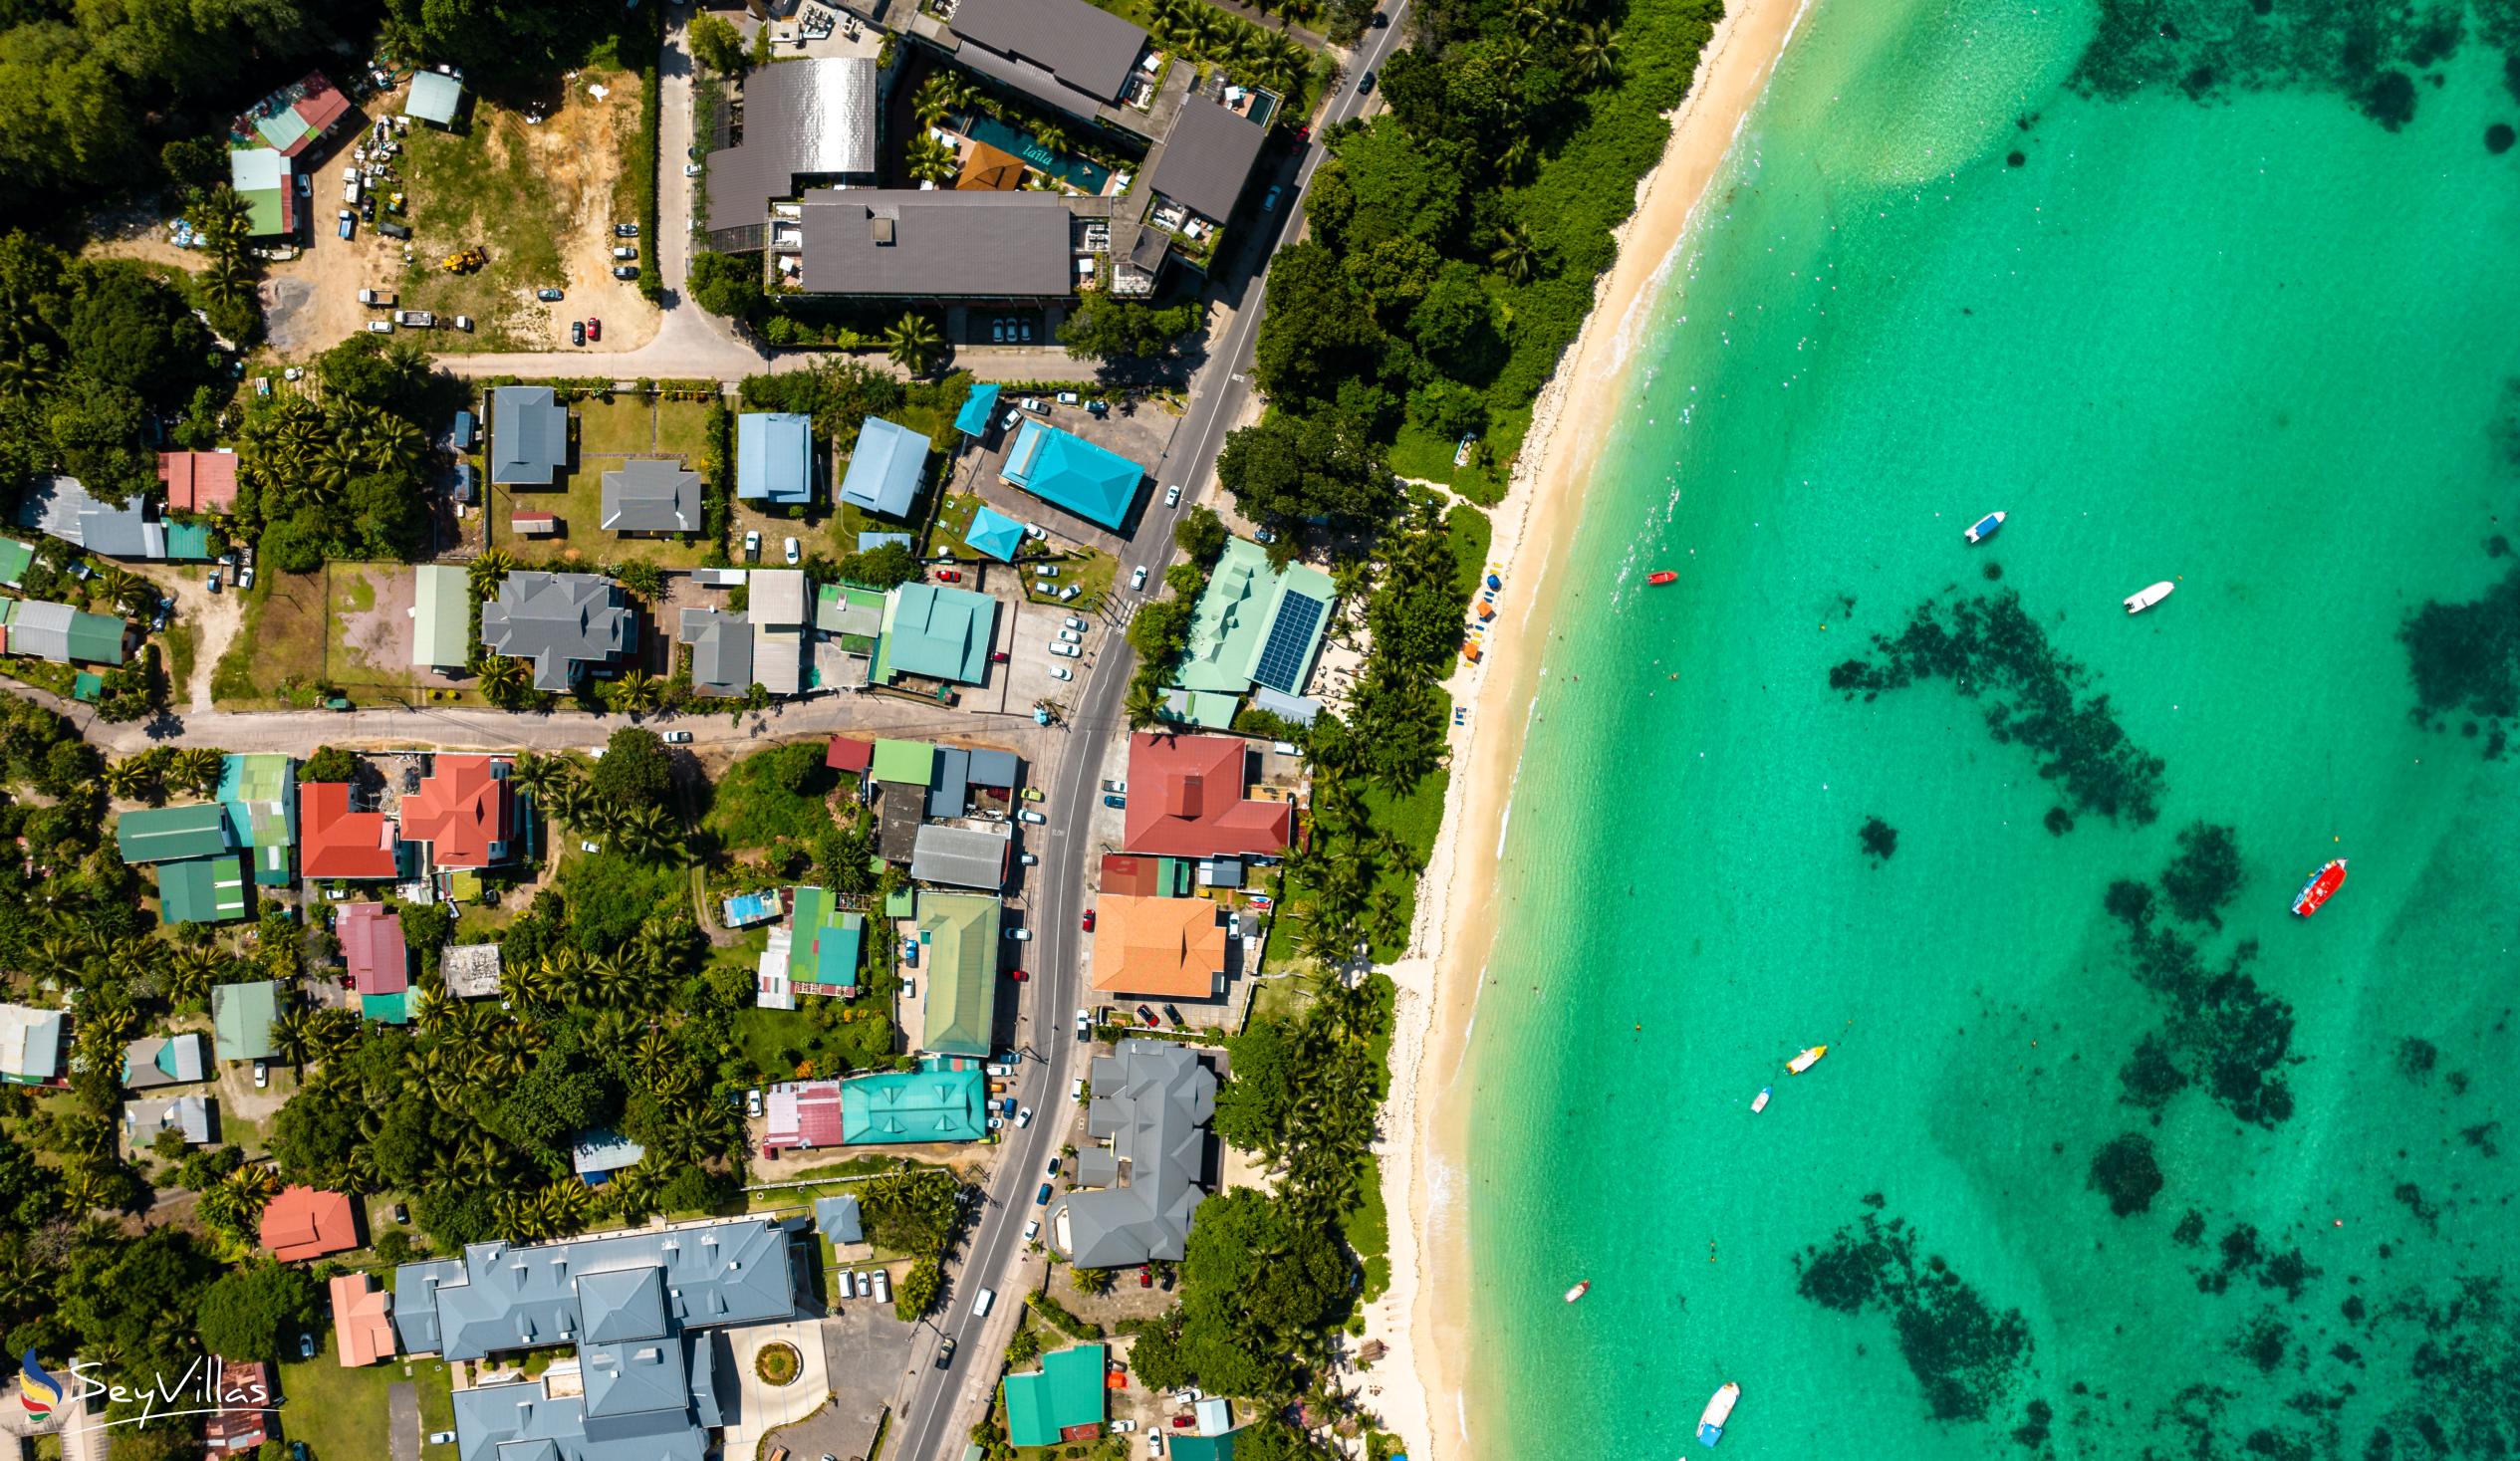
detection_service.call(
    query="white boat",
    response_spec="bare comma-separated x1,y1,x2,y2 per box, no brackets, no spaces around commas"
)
1751,1087,1772,1113
2124,581,2175,613
1964,511,2005,544
1698,1382,1741,1446
1564,1280,1590,1303
1787,1045,1828,1075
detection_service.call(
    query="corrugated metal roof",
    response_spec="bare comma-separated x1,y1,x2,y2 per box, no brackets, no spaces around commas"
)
838,417,931,519
954,0,1146,107
1147,96,1269,223
800,190,1076,300
703,57,879,233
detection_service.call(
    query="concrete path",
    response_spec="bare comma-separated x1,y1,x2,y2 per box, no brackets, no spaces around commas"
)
387,1380,420,1461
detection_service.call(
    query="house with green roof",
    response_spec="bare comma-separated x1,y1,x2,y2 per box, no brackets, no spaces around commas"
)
1173,536,1337,699
0,599,128,665
916,892,1001,1058
0,538,33,587
217,754,297,886
1000,1343,1107,1447
839,1065,984,1143
413,565,471,669
160,854,248,924
116,804,235,864
1166,1430,1241,1461
870,739,936,787
875,583,998,686
228,146,296,236
211,980,281,1062
1001,420,1143,529
787,888,864,995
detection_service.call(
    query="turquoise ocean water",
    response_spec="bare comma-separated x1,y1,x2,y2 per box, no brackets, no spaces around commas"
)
1460,1,2520,1456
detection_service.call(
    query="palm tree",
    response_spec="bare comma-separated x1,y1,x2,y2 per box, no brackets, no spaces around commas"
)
468,549,515,601
479,654,531,702
1490,220,1543,284
313,435,364,498
0,340,58,402
884,312,945,375
102,757,157,802
169,747,225,797
609,803,687,865
912,75,965,128
270,1007,319,1067
96,567,143,613
1124,680,1164,731
905,133,960,187
166,946,221,1008
1032,120,1073,158
605,668,665,714
542,774,596,833
1571,20,1622,85
509,752,570,806
364,413,425,473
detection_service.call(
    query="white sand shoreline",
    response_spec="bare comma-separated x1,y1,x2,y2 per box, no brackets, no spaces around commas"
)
1357,1,1811,1454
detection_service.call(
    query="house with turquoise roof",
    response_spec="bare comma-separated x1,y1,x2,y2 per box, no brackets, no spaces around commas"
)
217,754,298,886
1001,419,1142,529
1001,1343,1107,1447
839,1065,985,1143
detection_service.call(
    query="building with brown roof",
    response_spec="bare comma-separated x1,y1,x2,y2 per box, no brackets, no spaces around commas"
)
299,780,399,879
201,1358,276,1451
157,451,239,514
260,1185,360,1262
329,1272,397,1367
400,755,516,870
1121,733,1292,858
1091,895,1229,999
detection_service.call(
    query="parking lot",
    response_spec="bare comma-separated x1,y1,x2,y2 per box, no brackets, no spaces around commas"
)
994,584,1108,715
955,393,1181,556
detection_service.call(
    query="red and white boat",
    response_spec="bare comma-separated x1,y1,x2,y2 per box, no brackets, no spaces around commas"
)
1564,1280,1590,1304
2292,858,2347,917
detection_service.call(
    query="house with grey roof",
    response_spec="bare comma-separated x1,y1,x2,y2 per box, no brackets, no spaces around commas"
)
909,822,1011,891
490,386,572,486
948,0,1149,123
481,572,635,691
838,417,930,520
0,1004,65,1086
928,745,970,819
701,56,879,243
123,1032,210,1090
800,191,1077,301
1049,1040,1215,1268
14,476,167,560
125,1094,214,1146
1147,95,1270,227
601,460,702,535
394,1217,801,1461
2,600,128,665
677,609,754,697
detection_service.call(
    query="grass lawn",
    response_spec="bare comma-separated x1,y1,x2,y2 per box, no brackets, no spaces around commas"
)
1390,404,1526,507
924,492,989,562
487,472,713,569
727,989,898,1085
278,1352,455,1461
160,620,197,693
700,742,846,852
211,569,328,707
577,394,658,456
656,398,714,459
1343,1152,1390,1302
1444,504,1493,602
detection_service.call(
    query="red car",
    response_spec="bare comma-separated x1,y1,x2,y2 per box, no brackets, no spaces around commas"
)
1171,1416,1194,1428
990,649,1009,663
1081,908,1096,932
1009,968,1029,982
1138,1268,1152,1288
586,317,601,342
934,567,961,583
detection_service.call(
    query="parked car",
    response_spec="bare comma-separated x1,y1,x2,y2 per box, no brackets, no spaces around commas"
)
367,320,393,335
1064,615,1090,632
1033,565,1059,579
1163,1004,1185,1026
1049,641,1080,658
358,288,394,307
1262,183,1283,212
253,1060,269,1089
1081,908,1096,932
337,210,356,238
1103,793,1126,809
935,567,962,583
1009,967,1029,982
616,222,639,237
207,570,223,593
663,730,693,744
1016,1105,1033,1127
1000,406,1022,429
1164,482,1182,507
1075,1009,1091,1039
1020,319,1035,343
783,535,801,564
1137,1004,1159,1027
1009,927,1032,942
1255,526,1280,544
1034,1182,1053,1206
1020,852,1038,865
1072,1076,1088,1099
991,320,1007,344
453,315,473,331
1149,1435,1163,1457
855,1270,873,1299
298,1332,316,1360
1114,1420,1137,1433
1023,1217,1041,1241
743,530,761,561
1024,522,1047,540
612,265,639,280
612,245,637,260
1060,583,1083,601
989,648,1008,663
684,161,703,175
587,317,601,342
537,287,566,302
428,1431,455,1445
1140,1268,1154,1288
571,320,586,346
872,1269,890,1304
1131,565,1149,591
394,310,435,327
1056,390,1080,405
745,1089,764,1117
1049,665,1072,681
1057,627,1083,644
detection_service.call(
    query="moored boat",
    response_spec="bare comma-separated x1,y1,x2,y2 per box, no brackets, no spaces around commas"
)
1698,1382,1741,1446
1564,1280,1590,1304
1787,1045,1828,1075
2292,858,2347,917
1751,1087,1772,1113
1965,511,2006,544
2124,581,2175,613
1648,570,1678,585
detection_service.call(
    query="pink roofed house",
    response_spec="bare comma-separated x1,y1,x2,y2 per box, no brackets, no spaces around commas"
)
761,1079,847,1150
338,903,408,995
1120,732,1293,858
300,780,399,879
328,1272,396,1367
157,451,239,514
399,755,516,869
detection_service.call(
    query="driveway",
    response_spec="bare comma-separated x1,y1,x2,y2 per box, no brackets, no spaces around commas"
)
387,1380,420,1461
720,1321,832,1461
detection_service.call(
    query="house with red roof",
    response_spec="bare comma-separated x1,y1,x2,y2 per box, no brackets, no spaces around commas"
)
259,1184,360,1261
157,451,239,514
339,902,409,1000
760,1079,846,1150
328,1273,397,1367
400,755,517,870
299,781,399,879
201,1357,276,1451
826,735,875,773
1121,733,1292,858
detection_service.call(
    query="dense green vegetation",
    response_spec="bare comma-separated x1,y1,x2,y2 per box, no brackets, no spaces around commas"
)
237,335,450,570
1219,0,1725,525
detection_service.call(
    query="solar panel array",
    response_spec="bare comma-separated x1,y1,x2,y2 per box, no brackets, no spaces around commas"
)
1253,591,1325,693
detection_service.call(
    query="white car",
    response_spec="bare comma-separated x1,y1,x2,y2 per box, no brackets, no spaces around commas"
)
1164,483,1181,507
1131,565,1149,591
1020,852,1038,865
1018,809,1047,824
1056,390,1080,405
1049,665,1073,681
663,730,693,744
1075,1008,1091,1038
1023,522,1047,540
1021,396,1045,413
1059,584,1082,602
253,1060,269,1089
1023,1217,1041,1241
1033,564,1059,579
745,1089,764,1117
1063,615,1090,631
611,245,637,260
783,536,801,564
1016,1105,1034,1127
743,530,761,561
1049,641,1081,658
1010,927,1032,942
1072,1077,1088,1100
580,841,601,853
429,1431,455,1446
1057,627,1083,644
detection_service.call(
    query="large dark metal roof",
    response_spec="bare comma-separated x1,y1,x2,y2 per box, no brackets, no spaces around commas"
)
800,189,1076,299
1147,96,1269,223
952,0,1147,106
703,57,879,233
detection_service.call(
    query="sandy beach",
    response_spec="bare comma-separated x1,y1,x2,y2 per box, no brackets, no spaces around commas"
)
1358,0,1811,1453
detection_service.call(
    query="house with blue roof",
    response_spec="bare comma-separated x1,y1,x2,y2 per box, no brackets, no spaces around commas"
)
875,583,998,686
737,412,815,505
838,417,930,519
1001,419,1143,529
962,504,1027,562
954,382,1002,437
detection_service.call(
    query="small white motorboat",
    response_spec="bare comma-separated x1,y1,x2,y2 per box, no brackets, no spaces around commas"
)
1564,1280,1591,1304
1787,1046,1828,1075
1964,511,2005,544
1751,1087,1772,1113
2125,581,2175,613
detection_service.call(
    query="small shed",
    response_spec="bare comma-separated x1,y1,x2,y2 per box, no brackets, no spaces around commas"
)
405,70,465,127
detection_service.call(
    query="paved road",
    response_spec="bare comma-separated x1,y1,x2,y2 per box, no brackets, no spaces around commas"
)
882,9,1413,1458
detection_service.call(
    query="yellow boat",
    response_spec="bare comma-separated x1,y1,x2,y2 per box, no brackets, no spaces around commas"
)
1787,1045,1828,1075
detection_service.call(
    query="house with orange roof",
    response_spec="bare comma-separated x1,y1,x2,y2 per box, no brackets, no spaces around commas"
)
1121,733,1293,858
328,1273,396,1367
298,780,400,879
259,1184,360,1261
156,451,239,514
399,755,517,870
1091,895,1230,1000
